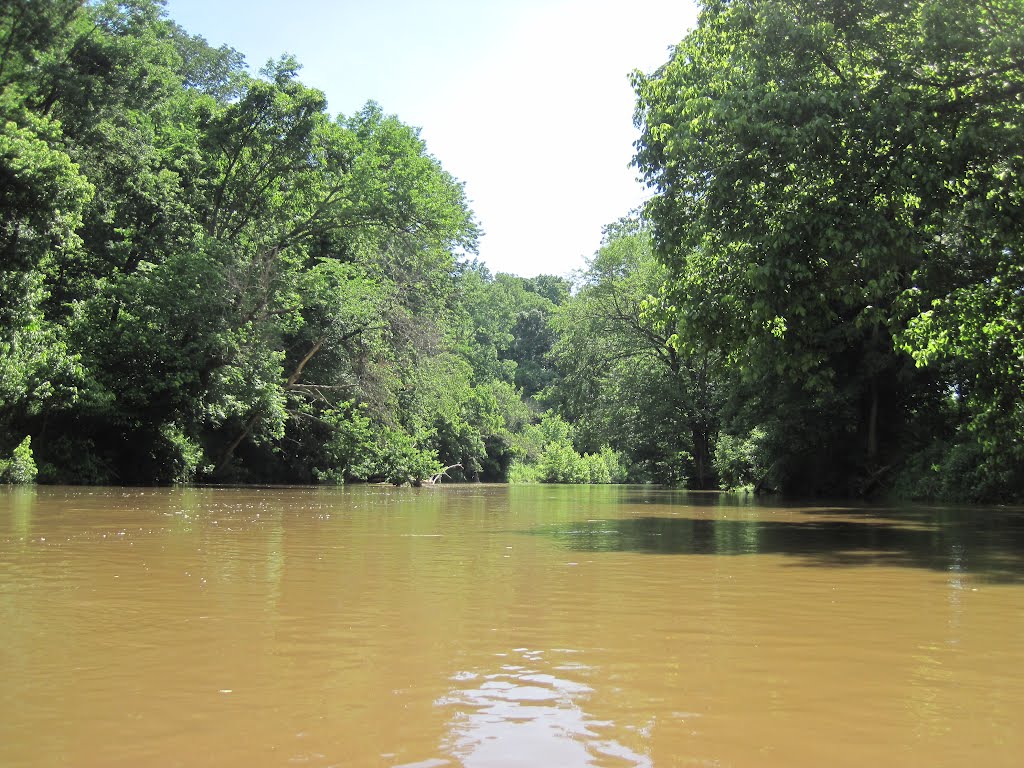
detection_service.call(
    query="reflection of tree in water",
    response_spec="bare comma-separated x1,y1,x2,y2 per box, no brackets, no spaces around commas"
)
433,648,652,768
524,508,1024,583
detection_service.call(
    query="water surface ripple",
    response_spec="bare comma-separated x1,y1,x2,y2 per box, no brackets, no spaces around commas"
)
1,485,1022,767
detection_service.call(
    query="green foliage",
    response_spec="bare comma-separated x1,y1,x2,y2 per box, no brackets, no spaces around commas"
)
313,402,376,483
376,427,443,486
0,0,508,486
506,460,541,484
152,423,205,485
538,443,590,484
633,0,1024,500
37,436,115,485
453,263,568,395
315,404,442,486
545,218,719,487
0,0,585,490
508,413,625,484
892,431,1024,504
0,435,37,484
0,94,94,436
713,427,769,491
588,446,629,484
10,0,1017,502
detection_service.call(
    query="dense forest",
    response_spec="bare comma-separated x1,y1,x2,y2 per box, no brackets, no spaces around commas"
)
1,0,1021,501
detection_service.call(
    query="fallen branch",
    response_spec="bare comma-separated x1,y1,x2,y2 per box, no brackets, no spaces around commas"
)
421,464,462,486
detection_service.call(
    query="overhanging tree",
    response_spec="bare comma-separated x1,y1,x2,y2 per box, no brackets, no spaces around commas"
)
634,0,1024,497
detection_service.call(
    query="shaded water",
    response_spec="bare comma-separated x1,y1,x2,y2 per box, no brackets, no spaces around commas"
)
2,484,1023,767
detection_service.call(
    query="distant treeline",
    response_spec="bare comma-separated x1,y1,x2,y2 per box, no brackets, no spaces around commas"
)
1,0,1021,501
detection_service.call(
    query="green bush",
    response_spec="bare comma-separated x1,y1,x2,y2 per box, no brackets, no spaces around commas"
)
713,427,769,490
507,460,542,484
538,442,590,483
508,413,627,484
37,435,115,484
585,451,612,484
591,445,628,483
153,423,204,484
314,402,378,483
314,403,442,485
891,433,1024,503
0,436,38,484
377,427,443,485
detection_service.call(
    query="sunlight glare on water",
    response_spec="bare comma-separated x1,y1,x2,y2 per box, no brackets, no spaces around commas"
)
434,648,652,768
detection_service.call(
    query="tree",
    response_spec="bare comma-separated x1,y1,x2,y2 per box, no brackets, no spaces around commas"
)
0,0,492,485
547,218,720,486
449,263,569,397
198,90,479,481
633,0,1024,498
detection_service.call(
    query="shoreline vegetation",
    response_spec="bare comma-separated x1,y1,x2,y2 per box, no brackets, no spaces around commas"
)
2,1,1021,502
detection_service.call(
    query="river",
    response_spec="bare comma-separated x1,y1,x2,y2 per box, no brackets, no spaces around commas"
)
2,484,1023,767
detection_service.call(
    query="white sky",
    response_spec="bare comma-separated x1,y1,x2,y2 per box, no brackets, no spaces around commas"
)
162,0,698,277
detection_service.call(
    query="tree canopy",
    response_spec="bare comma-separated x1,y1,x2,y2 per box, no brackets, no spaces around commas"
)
633,0,1024,499
2,0,1020,501
0,0,528,485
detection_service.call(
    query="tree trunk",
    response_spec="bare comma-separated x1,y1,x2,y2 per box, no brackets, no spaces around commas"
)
214,336,327,475
867,376,879,464
287,336,326,386
866,322,881,465
691,426,714,490
214,411,261,476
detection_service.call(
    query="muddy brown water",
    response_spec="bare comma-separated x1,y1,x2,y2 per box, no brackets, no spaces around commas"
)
2,484,1023,767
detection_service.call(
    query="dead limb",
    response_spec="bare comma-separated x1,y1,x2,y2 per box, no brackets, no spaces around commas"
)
416,464,462,486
